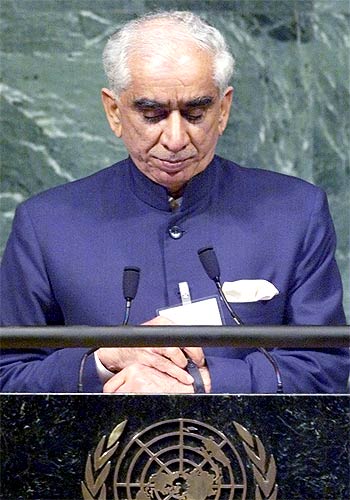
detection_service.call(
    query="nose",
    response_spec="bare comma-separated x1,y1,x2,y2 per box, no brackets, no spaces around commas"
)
160,111,190,153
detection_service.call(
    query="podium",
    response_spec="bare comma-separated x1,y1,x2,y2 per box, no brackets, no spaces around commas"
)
1,326,349,499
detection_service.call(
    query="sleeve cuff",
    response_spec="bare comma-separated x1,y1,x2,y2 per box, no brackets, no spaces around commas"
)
94,352,115,383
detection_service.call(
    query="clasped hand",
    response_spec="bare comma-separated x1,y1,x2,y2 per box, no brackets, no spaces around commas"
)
97,316,210,393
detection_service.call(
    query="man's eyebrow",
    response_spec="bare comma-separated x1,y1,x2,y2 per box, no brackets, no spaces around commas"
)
184,96,214,108
133,96,215,110
133,98,167,109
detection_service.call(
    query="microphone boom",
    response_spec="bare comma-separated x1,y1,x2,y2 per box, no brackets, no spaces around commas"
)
197,246,283,393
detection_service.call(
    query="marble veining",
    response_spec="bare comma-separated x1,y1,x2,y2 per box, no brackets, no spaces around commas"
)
0,0,349,317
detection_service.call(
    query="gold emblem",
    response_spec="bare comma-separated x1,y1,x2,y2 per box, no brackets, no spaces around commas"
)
82,419,277,500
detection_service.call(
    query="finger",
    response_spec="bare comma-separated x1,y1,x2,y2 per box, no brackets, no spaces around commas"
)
148,354,194,385
121,366,194,394
103,371,125,393
115,383,130,393
183,347,206,367
149,347,188,368
199,366,211,393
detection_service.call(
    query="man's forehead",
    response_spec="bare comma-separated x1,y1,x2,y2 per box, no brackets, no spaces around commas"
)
123,45,219,106
127,39,215,84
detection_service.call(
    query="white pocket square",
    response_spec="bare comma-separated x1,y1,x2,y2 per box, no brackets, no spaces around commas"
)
222,279,279,303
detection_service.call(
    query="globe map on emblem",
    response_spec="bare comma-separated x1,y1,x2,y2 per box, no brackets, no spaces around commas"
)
113,418,247,499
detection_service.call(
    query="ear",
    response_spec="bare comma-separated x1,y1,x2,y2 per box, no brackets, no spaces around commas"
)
101,88,122,137
218,86,233,135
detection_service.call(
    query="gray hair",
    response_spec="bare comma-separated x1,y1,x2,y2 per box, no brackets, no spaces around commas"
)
103,11,235,97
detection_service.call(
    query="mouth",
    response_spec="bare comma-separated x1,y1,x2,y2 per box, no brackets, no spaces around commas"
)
153,156,193,172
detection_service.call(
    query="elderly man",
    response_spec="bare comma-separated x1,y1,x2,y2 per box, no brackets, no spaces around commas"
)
0,11,348,393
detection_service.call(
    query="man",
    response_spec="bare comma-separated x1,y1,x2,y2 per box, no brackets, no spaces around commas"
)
0,11,348,393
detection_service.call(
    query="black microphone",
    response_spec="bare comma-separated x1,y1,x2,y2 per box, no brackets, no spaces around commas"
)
198,247,242,325
122,267,141,325
197,246,283,393
78,266,141,392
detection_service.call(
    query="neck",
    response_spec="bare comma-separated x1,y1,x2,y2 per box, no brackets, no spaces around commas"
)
168,185,186,199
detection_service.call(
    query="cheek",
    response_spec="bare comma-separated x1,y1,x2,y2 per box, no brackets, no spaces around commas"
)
197,111,221,136
122,120,158,153
192,120,220,147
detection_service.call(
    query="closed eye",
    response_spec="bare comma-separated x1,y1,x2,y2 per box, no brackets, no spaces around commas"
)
182,111,204,123
135,95,214,125
143,113,167,123
143,111,205,124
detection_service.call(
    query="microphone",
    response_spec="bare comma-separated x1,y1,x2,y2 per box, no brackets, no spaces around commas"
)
78,266,141,392
197,246,283,393
198,247,242,325
122,267,141,325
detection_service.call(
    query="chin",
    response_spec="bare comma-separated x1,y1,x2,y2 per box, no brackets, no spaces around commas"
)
158,172,189,191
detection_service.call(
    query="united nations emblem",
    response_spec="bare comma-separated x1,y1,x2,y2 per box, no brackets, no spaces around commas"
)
82,419,277,500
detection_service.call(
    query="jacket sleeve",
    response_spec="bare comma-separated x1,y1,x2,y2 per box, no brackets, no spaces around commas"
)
0,203,102,393
205,189,349,394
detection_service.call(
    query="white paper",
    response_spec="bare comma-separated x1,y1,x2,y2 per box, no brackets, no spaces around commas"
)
158,297,223,325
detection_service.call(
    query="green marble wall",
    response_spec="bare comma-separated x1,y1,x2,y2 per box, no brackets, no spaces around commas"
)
1,0,349,318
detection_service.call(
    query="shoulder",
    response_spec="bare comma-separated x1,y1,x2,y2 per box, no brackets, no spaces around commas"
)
18,159,129,214
216,155,320,192
214,156,326,209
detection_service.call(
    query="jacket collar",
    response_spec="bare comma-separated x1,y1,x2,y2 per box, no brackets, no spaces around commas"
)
127,156,218,212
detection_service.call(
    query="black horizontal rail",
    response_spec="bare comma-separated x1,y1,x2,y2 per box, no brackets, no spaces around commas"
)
0,325,349,349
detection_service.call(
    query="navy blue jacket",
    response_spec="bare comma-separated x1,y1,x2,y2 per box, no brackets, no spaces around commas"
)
1,156,348,392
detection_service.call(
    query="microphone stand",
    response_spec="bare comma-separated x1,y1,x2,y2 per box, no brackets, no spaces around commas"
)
198,246,284,394
214,278,283,393
77,267,140,392
77,306,130,393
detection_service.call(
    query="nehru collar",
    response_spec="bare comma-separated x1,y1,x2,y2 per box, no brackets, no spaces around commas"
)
127,156,217,212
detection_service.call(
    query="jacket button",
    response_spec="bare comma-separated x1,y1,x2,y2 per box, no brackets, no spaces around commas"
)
168,225,183,239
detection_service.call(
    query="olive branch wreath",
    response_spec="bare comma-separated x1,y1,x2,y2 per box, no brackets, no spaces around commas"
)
234,422,278,500
82,419,277,500
81,420,127,500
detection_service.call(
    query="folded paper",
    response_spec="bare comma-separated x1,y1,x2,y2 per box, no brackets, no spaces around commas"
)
158,297,223,325
222,279,279,303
